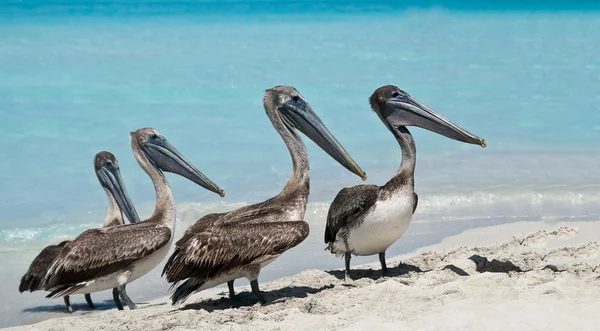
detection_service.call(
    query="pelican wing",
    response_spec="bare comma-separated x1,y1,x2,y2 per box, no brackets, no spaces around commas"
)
163,221,309,283
213,205,285,226
179,212,226,242
19,241,68,292
43,224,171,290
324,184,379,244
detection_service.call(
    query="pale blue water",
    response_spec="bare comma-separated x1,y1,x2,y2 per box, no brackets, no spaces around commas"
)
1,1,600,328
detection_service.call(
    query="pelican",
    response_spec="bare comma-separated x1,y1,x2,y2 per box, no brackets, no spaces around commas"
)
42,128,224,310
18,151,141,312
162,85,366,305
325,85,486,280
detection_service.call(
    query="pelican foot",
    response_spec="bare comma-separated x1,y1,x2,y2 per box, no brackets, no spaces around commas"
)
119,285,137,310
343,252,355,283
64,296,73,313
85,293,95,309
227,280,236,300
250,280,267,305
113,288,124,310
344,269,354,282
379,252,388,276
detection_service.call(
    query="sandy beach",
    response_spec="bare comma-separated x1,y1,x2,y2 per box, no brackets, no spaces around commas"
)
7,219,600,331
2,0,600,330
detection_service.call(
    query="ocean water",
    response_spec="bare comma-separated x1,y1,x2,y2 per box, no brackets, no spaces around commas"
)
1,0,600,328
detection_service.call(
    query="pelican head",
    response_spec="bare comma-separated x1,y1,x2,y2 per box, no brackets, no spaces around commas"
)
369,85,486,148
265,85,367,181
94,151,141,224
130,128,225,197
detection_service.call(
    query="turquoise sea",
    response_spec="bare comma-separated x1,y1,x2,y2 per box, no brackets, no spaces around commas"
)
1,0,599,328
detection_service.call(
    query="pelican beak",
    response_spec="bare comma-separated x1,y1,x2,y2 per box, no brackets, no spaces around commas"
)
143,136,226,197
96,164,141,224
387,95,487,148
280,98,367,180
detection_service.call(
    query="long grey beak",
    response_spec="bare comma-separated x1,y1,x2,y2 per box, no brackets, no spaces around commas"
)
387,96,487,148
143,136,226,197
281,99,367,180
96,165,141,224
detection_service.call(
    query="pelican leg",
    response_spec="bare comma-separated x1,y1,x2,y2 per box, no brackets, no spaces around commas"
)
344,252,353,281
379,251,388,275
118,285,137,309
84,293,95,309
63,295,73,313
250,279,267,304
112,288,124,310
227,280,236,300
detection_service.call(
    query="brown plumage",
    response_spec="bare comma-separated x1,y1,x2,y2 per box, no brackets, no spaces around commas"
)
44,224,171,294
163,85,365,305
163,189,310,304
19,241,69,293
325,84,484,281
40,128,224,311
324,87,421,262
324,185,379,245
19,151,140,311
325,186,418,247
165,221,308,289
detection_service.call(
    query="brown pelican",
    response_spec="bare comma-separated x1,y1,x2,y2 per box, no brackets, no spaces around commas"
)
162,85,366,305
325,85,486,280
41,128,224,310
18,151,141,312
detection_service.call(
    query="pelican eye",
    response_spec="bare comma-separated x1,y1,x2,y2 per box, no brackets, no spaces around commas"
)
150,133,159,140
291,95,300,103
104,160,118,170
391,91,400,98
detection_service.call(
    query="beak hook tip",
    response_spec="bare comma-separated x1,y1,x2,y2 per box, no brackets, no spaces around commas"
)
480,140,487,148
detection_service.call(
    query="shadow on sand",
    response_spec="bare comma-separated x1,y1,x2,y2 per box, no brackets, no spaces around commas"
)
325,257,528,281
325,262,427,281
22,256,535,314
468,254,524,273
179,284,334,311
21,299,150,314
175,255,571,313
324,254,554,282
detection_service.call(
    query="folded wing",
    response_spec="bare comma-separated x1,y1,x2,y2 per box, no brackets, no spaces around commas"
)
324,184,379,244
44,224,171,290
163,221,309,284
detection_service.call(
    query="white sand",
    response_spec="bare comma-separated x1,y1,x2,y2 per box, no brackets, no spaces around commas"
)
7,220,600,331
